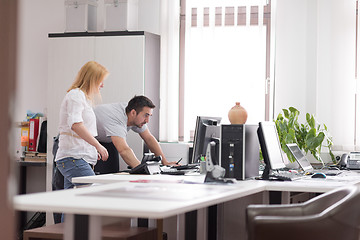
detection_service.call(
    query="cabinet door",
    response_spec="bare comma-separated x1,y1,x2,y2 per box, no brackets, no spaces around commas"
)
47,37,95,139
94,36,145,103
47,37,95,190
94,36,146,166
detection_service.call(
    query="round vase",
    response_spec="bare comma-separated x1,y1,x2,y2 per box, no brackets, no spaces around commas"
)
228,102,248,124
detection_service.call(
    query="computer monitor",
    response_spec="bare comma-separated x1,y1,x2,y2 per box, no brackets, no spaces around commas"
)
191,116,222,164
257,121,286,179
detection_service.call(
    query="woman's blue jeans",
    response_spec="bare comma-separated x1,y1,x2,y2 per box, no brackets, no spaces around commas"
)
55,157,95,222
55,157,95,189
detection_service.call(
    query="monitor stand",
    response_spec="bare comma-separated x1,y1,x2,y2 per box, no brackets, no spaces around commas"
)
204,142,234,184
261,164,270,180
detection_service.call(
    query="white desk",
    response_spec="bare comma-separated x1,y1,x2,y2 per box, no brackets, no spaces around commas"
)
14,181,266,219
72,171,360,193
72,172,207,185
14,180,266,240
14,171,360,240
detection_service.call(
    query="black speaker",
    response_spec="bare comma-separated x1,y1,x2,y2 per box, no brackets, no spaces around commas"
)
220,124,259,180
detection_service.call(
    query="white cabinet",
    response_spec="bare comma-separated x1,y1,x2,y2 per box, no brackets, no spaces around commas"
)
47,31,160,190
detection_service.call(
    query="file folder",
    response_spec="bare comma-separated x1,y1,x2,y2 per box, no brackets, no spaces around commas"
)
29,118,39,151
20,122,29,152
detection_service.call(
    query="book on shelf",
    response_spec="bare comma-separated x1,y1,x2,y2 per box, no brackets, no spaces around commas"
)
21,151,46,162
23,156,46,162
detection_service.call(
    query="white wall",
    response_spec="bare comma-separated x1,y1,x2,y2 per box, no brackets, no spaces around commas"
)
316,0,356,150
16,0,357,154
274,0,356,149
273,0,322,121
16,0,63,122
14,0,160,157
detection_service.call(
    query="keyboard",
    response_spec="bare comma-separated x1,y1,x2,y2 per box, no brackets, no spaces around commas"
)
160,169,186,175
171,163,199,170
268,174,292,181
269,171,305,181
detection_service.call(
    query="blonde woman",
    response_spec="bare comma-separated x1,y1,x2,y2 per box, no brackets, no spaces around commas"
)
55,61,109,190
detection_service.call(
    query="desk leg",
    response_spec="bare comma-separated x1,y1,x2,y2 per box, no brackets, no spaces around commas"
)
18,166,27,237
156,219,163,240
64,214,74,240
185,210,197,240
262,191,269,204
89,215,102,240
281,191,290,204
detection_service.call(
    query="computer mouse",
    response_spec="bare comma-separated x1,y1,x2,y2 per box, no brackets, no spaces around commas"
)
311,172,326,179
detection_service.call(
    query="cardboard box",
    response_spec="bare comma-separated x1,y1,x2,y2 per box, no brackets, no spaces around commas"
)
104,0,138,31
65,0,98,32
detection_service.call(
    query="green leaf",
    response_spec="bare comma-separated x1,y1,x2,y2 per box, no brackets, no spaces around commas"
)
306,114,315,129
283,109,289,119
276,113,283,121
306,131,325,150
289,106,299,114
273,107,333,164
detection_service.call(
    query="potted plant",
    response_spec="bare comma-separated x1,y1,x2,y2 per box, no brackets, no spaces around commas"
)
274,107,335,165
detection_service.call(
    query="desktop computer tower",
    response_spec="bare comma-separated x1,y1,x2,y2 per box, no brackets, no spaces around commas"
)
220,124,259,180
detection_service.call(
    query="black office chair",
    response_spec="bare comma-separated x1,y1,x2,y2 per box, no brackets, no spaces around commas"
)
246,185,360,240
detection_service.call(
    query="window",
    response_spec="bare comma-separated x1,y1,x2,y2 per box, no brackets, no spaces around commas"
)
179,0,271,141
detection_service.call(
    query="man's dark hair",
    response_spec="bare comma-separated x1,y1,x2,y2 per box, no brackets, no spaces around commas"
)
125,95,155,114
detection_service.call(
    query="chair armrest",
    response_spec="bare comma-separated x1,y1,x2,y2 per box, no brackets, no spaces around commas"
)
246,204,305,240
250,215,347,240
247,203,304,218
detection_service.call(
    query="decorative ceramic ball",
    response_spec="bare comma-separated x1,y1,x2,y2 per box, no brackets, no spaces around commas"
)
228,102,248,124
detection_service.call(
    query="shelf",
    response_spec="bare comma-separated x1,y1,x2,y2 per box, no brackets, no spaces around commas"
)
16,160,46,167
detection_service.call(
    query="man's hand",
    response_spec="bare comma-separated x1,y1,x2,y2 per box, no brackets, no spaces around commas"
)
162,160,179,166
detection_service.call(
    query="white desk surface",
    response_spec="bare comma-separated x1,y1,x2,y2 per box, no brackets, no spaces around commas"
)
72,171,360,193
72,172,207,184
265,174,360,192
14,171,360,219
13,180,266,219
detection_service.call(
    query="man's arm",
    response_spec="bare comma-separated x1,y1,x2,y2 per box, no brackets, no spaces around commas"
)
139,129,177,166
111,136,141,168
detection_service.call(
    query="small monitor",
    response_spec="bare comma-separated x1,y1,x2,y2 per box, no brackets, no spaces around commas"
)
191,116,221,164
257,121,286,178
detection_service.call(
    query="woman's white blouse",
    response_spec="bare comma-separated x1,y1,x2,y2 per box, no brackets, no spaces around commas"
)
55,89,98,165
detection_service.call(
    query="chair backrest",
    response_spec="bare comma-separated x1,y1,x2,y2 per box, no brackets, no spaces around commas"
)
246,185,360,240
324,185,360,229
302,185,358,216
301,185,360,237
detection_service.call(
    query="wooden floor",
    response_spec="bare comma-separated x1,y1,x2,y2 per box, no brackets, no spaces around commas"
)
23,222,157,240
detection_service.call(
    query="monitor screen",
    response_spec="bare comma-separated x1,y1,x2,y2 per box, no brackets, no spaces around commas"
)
286,143,313,172
191,116,221,164
257,121,286,171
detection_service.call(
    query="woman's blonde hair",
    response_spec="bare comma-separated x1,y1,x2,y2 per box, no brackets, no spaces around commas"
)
68,61,109,100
